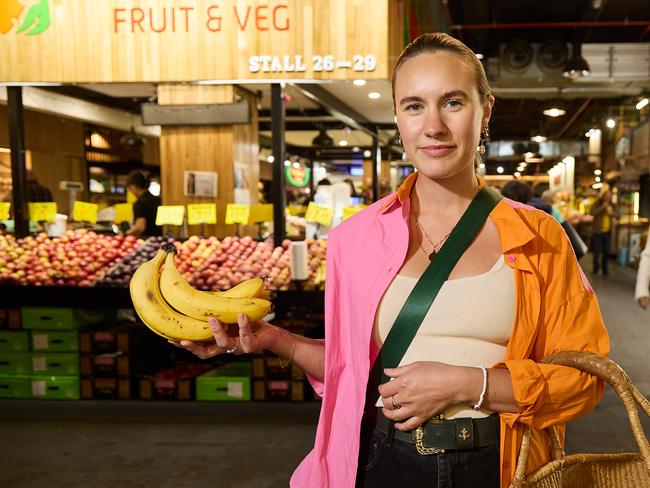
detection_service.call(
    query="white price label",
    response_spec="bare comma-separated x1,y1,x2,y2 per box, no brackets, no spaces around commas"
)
32,334,48,350
227,381,244,398
32,380,46,397
32,357,47,372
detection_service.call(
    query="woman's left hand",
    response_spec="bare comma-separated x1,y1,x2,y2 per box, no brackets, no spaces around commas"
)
378,361,479,432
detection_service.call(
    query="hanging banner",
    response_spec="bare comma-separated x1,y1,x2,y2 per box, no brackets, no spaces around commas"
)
187,203,217,225
28,202,57,222
0,0,401,83
155,205,185,226
72,201,98,224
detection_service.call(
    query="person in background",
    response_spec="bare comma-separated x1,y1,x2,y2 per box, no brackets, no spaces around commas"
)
590,188,615,275
500,179,532,205
26,170,53,202
635,226,650,309
527,183,552,215
343,178,358,198
125,170,161,236
541,190,564,223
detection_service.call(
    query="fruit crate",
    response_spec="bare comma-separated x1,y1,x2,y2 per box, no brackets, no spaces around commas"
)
252,379,306,402
195,362,252,402
30,375,80,400
139,362,214,401
31,352,80,375
30,330,79,352
0,352,31,374
80,378,132,399
80,353,130,378
0,374,31,398
0,330,30,352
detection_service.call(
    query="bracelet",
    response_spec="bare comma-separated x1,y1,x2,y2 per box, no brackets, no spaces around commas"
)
279,335,296,369
473,366,488,411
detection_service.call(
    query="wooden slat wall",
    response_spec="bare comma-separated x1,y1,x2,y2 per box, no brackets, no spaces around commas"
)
0,0,390,82
158,84,259,237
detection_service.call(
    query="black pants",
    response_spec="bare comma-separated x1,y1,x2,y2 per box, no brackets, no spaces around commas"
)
591,231,611,274
356,422,500,488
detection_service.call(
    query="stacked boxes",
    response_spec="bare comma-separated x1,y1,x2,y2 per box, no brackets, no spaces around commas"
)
195,362,252,402
0,330,31,398
252,355,306,402
139,362,214,400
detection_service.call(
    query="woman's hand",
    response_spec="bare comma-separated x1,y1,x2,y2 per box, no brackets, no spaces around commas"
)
639,296,649,310
169,313,278,359
377,361,482,432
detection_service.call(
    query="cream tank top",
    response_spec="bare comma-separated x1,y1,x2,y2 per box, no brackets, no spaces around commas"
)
374,255,516,419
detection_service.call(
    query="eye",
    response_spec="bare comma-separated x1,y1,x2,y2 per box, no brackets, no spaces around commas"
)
445,99,463,109
403,103,423,112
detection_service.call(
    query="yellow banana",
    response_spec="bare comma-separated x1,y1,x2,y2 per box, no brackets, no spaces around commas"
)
255,289,276,301
129,249,215,342
218,277,266,299
158,246,272,323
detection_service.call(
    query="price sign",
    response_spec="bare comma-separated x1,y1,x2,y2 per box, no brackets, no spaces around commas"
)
249,204,273,223
155,205,185,226
114,203,133,224
72,201,98,224
225,204,250,225
28,202,57,223
342,205,366,221
0,202,10,221
305,202,333,227
187,203,217,225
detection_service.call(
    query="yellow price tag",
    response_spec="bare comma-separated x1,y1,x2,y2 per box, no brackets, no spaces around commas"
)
225,204,250,225
155,205,185,226
114,203,133,224
249,204,273,223
305,202,334,227
187,203,217,225
342,205,366,221
28,202,57,223
72,201,98,224
0,202,10,221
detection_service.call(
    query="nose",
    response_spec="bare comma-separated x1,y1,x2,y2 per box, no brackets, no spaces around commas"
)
422,109,448,139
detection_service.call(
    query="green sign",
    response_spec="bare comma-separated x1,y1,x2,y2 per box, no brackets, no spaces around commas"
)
285,165,311,187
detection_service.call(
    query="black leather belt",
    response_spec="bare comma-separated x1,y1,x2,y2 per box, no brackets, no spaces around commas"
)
374,408,499,452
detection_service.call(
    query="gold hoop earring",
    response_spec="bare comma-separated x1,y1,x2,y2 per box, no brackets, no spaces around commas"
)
477,127,489,155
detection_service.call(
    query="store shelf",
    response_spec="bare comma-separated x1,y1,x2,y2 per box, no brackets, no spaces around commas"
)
0,285,324,310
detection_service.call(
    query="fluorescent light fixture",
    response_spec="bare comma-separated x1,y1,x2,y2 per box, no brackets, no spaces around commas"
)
606,119,615,128
497,166,504,174
636,98,649,110
338,140,348,147
531,135,547,143
353,79,367,86
594,169,602,175
368,92,381,99
267,155,274,163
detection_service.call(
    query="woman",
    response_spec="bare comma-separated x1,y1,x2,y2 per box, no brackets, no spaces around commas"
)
175,33,609,488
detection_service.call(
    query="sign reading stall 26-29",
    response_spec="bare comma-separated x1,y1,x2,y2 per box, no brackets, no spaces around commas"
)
0,0,400,83
1,0,51,36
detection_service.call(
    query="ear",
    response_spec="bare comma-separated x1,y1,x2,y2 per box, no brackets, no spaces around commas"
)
483,95,495,128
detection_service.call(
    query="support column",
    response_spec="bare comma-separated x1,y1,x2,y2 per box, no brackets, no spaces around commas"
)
7,87,29,238
271,84,286,247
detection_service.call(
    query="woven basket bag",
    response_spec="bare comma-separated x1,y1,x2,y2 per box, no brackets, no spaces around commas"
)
509,350,650,488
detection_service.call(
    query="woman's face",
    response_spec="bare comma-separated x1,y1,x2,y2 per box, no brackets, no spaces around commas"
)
394,51,494,181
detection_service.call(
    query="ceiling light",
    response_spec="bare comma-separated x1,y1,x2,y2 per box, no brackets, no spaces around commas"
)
514,172,521,177
636,98,648,110
339,140,348,147
595,176,601,182
267,155,274,163
363,150,372,158
531,135,547,143
284,160,291,166
497,166,504,174
525,153,543,163
312,128,334,146
542,99,566,117
543,107,565,117
592,182,603,189
368,92,381,99
352,146,360,152
606,119,615,129
594,169,602,175
563,42,591,79
353,79,367,86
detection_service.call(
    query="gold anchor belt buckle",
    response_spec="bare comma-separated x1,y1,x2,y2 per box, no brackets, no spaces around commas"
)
412,425,445,455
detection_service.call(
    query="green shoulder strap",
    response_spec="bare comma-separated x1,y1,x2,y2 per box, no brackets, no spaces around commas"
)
365,185,502,410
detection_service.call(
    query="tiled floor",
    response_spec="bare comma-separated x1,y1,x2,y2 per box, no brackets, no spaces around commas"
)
1,258,649,487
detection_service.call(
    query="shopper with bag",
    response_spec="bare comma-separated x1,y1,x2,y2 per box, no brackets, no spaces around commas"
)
173,33,609,488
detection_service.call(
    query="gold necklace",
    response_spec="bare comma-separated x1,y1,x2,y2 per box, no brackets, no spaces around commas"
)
415,217,451,256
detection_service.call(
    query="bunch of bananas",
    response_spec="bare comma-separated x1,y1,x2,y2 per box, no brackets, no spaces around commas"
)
129,244,273,342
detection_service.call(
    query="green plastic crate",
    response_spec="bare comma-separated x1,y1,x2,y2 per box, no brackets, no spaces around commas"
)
30,331,79,352
29,375,80,400
0,374,31,398
21,308,114,330
31,353,79,375
0,352,31,374
0,331,30,352
196,363,251,402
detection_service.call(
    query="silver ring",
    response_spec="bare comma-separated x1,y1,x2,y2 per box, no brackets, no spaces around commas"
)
391,395,401,410
225,340,238,354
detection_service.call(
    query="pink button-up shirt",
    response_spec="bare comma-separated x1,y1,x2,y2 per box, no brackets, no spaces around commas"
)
291,173,608,488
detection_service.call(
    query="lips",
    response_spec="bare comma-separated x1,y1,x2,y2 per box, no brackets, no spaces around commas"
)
419,144,456,157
